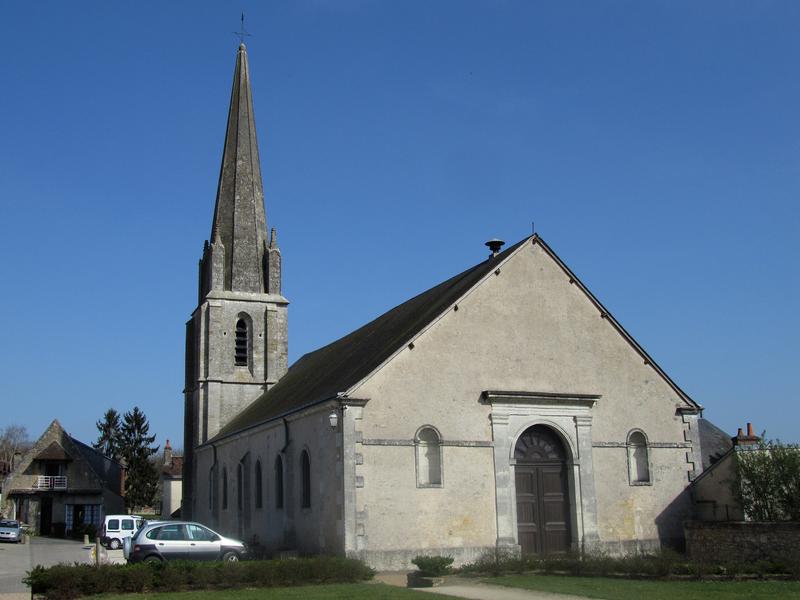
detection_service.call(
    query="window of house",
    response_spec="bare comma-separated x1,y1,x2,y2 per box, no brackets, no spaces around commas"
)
235,318,249,366
255,460,263,509
275,456,284,509
301,451,311,508
627,431,651,484
415,426,443,487
222,466,228,509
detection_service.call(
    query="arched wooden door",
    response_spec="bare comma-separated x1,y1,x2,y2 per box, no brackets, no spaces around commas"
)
514,425,571,554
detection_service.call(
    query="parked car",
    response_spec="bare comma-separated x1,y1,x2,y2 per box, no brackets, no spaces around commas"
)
100,514,143,549
126,521,246,563
0,519,23,543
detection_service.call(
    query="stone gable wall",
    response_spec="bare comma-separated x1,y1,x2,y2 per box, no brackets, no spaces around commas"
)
2,422,103,498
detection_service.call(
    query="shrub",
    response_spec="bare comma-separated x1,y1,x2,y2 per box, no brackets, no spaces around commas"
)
458,547,521,576
734,438,800,521
411,555,454,577
24,556,375,599
458,548,734,580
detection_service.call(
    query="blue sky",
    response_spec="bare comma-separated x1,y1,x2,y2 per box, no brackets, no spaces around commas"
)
1,1,798,449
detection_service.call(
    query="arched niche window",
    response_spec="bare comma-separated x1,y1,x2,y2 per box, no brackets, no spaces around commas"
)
627,430,651,485
222,466,228,510
235,318,250,367
301,451,311,508
254,460,263,509
415,426,443,487
237,463,244,511
275,456,284,509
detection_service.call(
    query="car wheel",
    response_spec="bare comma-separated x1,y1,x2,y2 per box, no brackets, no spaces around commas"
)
144,555,162,564
109,539,121,550
221,551,239,562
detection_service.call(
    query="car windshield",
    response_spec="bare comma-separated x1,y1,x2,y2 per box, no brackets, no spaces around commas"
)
132,520,149,539
0,520,19,528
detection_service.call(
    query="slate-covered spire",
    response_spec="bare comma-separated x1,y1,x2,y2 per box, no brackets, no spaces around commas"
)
207,42,268,293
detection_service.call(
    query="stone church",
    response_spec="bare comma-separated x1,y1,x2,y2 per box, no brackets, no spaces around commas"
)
183,44,704,569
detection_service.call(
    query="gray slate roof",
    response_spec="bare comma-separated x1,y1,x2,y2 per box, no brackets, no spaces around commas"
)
211,237,529,441
698,418,734,471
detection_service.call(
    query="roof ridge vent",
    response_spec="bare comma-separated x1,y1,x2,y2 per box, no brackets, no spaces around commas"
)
485,238,505,257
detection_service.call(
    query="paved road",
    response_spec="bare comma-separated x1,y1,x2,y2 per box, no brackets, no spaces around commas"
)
0,537,124,598
375,573,588,600
419,583,589,600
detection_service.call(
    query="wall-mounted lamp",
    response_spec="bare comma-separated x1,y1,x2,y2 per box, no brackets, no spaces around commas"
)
328,410,339,430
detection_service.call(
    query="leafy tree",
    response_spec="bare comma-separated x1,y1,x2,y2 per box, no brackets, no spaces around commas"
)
734,437,800,521
92,409,122,461
0,425,30,467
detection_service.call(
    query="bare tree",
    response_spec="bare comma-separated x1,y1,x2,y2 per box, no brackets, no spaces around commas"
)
0,425,31,467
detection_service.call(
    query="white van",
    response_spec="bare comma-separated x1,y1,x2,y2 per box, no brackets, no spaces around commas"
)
100,515,143,549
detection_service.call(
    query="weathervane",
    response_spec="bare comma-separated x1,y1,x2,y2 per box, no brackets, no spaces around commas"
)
234,12,252,44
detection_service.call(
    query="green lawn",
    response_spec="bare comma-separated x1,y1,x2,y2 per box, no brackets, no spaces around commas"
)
99,583,443,600
491,574,800,599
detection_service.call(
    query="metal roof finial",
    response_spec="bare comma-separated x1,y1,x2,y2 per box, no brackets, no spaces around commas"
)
234,12,252,46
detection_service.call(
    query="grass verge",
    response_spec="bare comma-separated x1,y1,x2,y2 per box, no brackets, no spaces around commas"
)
491,574,800,599
96,583,441,600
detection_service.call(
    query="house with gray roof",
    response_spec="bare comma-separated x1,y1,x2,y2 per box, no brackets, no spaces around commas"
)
1,420,124,535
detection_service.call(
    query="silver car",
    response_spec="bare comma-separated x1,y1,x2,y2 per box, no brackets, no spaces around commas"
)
126,521,246,563
0,520,23,543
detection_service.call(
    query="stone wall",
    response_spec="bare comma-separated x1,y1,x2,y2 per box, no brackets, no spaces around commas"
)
685,521,800,563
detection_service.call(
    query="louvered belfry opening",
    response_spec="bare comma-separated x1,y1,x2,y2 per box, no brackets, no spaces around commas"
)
235,319,248,366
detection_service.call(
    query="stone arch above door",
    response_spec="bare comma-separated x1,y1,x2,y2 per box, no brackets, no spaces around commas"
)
514,424,570,463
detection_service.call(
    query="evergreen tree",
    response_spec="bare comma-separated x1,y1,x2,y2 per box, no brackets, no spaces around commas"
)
93,409,122,460
120,406,160,510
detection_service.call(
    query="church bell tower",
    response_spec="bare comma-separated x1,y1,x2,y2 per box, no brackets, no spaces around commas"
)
182,43,288,518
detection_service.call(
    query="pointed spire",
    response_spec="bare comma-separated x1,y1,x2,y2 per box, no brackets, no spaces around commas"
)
209,43,269,293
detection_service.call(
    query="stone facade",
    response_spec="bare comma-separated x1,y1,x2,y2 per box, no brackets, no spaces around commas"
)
685,521,800,564
182,44,288,519
184,43,706,570
191,239,702,569
690,449,744,522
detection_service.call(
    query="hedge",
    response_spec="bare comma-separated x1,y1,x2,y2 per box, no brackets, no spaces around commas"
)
458,548,800,580
25,556,375,599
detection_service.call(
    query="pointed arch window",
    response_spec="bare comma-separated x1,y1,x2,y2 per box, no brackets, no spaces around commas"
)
208,467,214,510
415,426,443,487
275,456,284,509
627,431,651,485
255,460,263,509
235,318,249,366
237,463,244,511
222,466,228,510
301,451,311,508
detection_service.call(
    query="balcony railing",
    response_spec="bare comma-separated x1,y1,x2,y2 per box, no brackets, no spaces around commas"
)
35,476,67,490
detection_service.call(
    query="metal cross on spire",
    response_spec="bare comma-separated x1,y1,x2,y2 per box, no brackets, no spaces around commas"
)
234,12,252,44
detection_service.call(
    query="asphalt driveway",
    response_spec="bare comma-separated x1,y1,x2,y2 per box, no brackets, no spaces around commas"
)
0,537,102,597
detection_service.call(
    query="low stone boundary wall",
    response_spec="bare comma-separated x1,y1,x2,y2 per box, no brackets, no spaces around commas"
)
685,521,800,563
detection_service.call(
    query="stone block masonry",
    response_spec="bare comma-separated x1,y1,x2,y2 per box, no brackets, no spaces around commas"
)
685,521,800,564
